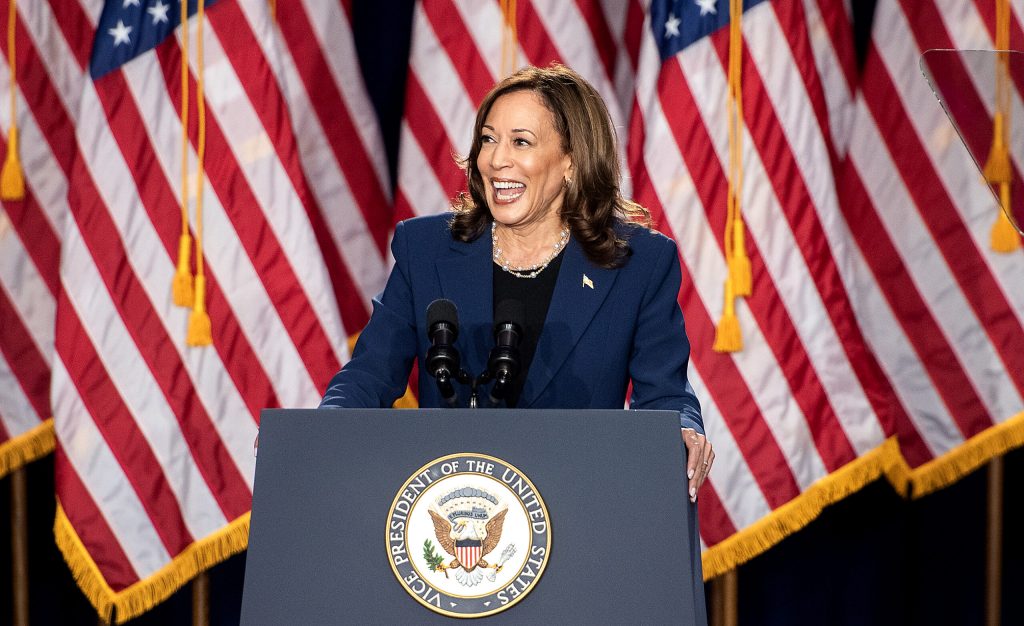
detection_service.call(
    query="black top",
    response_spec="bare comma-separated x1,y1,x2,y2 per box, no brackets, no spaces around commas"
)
492,249,566,407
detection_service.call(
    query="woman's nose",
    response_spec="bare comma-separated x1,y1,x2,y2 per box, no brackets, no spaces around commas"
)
489,141,512,169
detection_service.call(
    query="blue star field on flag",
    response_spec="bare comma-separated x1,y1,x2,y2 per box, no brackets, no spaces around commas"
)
650,0,767,61
90,0,222,79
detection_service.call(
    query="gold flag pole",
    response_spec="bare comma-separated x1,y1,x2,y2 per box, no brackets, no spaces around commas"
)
11,468,29,626
985,456,1003,626
192,571,210,626
710,569,738,626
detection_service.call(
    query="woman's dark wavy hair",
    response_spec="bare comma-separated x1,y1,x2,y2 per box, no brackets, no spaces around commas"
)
450,63,650,268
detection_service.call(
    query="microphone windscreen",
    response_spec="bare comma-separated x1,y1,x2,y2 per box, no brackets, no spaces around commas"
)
495,299,525,326
427,298,459,328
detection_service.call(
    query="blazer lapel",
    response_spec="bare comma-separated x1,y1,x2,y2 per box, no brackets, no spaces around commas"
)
520,237,619,407
436,227,494,377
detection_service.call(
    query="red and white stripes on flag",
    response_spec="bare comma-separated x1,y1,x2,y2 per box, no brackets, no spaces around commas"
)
270,0,391,327
397,0,912,576
0,0,71,477
4,0,1022,620
42,0,388,620
630,0,905,575
840,0,1024,489
396,0,636,224
395,0,1021,576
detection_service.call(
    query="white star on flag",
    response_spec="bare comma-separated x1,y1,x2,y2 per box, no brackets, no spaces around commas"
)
123,0,141,7
108,19,132,46
665,12,681,38
695,0,717,16
147,0,170,24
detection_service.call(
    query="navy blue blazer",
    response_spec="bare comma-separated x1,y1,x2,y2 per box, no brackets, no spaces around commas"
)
320,214,703,433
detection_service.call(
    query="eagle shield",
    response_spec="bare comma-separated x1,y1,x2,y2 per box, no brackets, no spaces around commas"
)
456,540,483,571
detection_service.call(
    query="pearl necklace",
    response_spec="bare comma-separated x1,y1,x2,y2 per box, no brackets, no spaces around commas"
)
492,221,570,279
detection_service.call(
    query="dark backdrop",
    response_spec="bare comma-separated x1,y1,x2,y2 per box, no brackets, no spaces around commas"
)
4,1,1024,624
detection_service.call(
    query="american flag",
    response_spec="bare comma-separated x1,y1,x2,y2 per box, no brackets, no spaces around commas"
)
631,0,902,575
395,0,636,223
2,0,1023,621
842,0,1024,493
0,0,63,477
401,0,1024,579
1,0,389,620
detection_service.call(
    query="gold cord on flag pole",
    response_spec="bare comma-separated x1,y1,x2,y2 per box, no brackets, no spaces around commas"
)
1,0,24,201
985,0,1021,252
187,0,212,347
173,0,195,307
268,0,276,22
500,0,518,78
728,0,751,298
714,0,746,353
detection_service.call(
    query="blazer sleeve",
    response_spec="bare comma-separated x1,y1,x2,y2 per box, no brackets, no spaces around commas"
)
627,236,704,434
319,221,417,408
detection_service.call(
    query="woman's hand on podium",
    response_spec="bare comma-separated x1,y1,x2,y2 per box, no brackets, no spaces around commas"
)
681,428,714,503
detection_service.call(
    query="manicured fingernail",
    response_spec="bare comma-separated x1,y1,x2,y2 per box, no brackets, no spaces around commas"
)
689,487,696,499
687,468,695,479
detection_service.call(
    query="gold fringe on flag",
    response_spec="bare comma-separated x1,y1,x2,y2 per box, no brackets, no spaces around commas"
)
985,0,1021,252
908,410,1024,498
701,437,911,578
702,411,1024,578
55,506,251,624
0,419,55,480
500,0,518,77
1,0,24,201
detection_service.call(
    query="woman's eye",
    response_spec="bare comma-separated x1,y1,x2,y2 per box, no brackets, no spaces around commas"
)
480,134,495,144
514,138,531,147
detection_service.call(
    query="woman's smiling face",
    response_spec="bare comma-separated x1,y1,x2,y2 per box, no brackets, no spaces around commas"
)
476,90,573,230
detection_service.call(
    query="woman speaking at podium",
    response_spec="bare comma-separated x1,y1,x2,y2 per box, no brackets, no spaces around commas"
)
320,64,714,501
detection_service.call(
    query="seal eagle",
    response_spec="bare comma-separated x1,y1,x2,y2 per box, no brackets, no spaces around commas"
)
428,507,508,575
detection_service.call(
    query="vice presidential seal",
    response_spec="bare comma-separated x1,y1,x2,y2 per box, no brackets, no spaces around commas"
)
386,453,551,618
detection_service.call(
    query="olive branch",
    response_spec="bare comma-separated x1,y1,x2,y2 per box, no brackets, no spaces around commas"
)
422,539,446,571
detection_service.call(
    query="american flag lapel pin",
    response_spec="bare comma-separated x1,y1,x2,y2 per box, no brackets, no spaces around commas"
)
582,274,594,289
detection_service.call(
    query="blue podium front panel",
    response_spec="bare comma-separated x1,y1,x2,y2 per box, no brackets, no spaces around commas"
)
242,409,706,624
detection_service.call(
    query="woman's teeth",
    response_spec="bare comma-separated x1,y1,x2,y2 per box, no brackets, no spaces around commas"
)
494,181,525,201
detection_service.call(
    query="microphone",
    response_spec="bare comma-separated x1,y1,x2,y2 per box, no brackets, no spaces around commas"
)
426,299,461,406
488,300,524,405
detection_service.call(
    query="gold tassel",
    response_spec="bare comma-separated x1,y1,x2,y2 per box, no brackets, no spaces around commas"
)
187,275,212,346
500,0,518,77
991,204,1021,252
172,233,194,306
1,125,24,200
714,279,743,353
2,0,23,201
175,0,193,308
987,6,1017,254
729,218,752,297
983,113,1012,184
